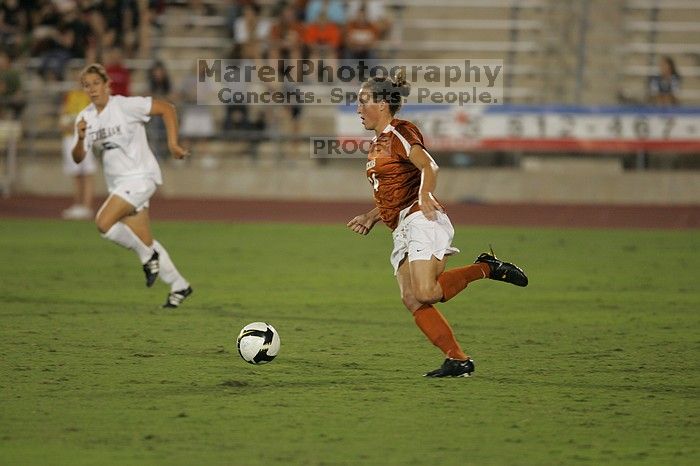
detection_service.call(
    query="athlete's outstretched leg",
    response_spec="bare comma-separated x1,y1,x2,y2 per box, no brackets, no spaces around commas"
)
154,239,193,308
152,240,189,292
96,196,159,286
397,258,468,361
97,196,154,259
436,263,490,302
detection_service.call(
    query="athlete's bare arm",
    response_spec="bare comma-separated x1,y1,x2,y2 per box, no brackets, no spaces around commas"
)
347,207,381,235
150,99,189,159
71,117,87,163
408,145,441,221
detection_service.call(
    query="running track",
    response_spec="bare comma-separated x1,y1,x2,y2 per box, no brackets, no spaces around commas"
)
0,196,698,229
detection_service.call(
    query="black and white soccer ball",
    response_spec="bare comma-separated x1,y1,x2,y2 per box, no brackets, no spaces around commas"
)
236,322,281,364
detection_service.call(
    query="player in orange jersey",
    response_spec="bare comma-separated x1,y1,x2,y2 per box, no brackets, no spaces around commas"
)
347,70,528,377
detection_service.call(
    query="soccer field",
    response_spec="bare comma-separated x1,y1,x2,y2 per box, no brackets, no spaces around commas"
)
1,219,698,465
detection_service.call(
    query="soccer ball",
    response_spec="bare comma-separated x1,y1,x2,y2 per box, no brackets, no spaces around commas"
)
236,322,281,364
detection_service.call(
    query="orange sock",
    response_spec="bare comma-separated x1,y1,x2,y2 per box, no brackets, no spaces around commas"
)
437,263,490,302
413,304,468,360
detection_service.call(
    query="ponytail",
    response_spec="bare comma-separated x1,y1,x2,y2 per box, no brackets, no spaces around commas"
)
362,67,411,115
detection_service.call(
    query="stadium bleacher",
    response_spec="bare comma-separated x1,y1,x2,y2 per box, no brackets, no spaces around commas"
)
2,0,699,198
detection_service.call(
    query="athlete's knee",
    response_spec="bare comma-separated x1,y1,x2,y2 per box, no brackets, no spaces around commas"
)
413,284,441,305
401,290,422,312
95,215,113,234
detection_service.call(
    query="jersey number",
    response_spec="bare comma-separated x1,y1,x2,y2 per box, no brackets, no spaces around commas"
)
368,173,379,192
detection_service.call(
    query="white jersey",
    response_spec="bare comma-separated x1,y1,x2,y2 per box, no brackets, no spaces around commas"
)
74,95,162,189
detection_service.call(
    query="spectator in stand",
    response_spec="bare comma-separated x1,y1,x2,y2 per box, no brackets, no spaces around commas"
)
234,2,271,48
0,0,27,54
59,4,91,59
305,0,345,24
0,49,24,119
269,3,305,59
224,0,240,38
346,0,390,38
148,60,172,99
60,67,95,220
0,0,24,30
304,9,342,64
283,0,308,22
37,25,73,81
649,55,681,106
222,42,268,163
264,33,304,159
147,60,173,158
271,0,308,24
104,47,131,96
225,0,264,39
33,0,62,31
344,3,379,60
30,1,62,58
117,0,141,58
85,8,110,63
96,0,121,51
177,61,215,159
97,0,145,60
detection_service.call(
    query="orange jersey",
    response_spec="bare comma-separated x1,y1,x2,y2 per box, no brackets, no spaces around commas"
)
366,118,426,230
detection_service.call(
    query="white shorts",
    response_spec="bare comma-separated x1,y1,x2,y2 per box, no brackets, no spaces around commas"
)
390,204,460,275
109,177,157,212
62,135,97,176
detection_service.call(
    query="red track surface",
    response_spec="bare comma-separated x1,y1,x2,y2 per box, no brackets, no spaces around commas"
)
1,195,698,229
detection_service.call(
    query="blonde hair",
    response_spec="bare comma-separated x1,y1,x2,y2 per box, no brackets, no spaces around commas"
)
80,63,110,85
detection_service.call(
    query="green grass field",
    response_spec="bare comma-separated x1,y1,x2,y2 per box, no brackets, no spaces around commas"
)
1,219,698,465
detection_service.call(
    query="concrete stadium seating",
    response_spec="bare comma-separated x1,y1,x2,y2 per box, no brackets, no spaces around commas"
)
14,0,700,163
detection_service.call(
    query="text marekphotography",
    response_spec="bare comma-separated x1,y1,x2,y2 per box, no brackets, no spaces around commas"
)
196,59,504,106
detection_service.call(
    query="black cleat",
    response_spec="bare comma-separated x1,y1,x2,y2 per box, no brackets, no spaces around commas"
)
424,358,475,378
475,248,528,287
142,251,160,287
163,286,193,308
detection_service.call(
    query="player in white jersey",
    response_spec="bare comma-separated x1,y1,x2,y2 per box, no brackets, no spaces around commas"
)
71,63,193,308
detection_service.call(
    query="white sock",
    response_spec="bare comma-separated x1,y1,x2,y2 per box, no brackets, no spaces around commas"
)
102,222,154,263
153,240,189,292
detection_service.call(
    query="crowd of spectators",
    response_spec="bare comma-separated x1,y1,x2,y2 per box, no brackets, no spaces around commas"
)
0,0,392,158
219,0,392,155
228,0,391,63
0,0,154,81
1,0,156,119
